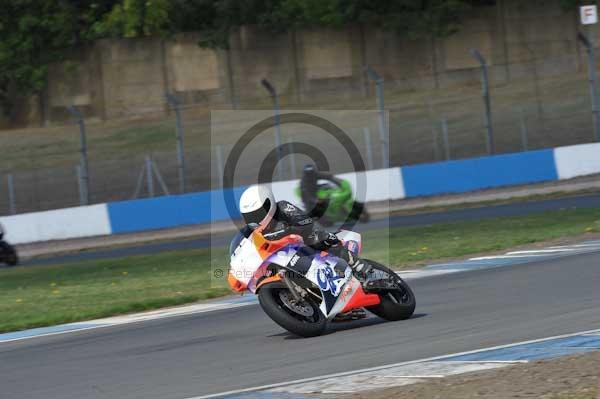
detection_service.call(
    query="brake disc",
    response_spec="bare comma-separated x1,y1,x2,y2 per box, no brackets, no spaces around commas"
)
279,291,315,317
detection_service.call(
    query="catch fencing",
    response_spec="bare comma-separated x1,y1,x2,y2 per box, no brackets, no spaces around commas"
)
1,32,599,215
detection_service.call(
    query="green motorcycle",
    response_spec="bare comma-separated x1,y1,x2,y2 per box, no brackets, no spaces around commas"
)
295,179,370,227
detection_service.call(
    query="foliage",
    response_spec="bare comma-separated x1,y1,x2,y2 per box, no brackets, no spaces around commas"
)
0,0,582,117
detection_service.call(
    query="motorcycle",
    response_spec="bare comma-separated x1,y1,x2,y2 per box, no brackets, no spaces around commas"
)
228,226,415,337
295,179,370,227
0,224,18,266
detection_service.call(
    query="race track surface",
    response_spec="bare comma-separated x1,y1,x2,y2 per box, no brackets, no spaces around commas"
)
23,193,600,266
3,250,600,399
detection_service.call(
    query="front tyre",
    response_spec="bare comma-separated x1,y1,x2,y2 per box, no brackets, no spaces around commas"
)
258,283,327,338
364,261,415,321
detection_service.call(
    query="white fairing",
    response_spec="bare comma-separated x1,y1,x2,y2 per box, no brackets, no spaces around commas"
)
230,236,264,288
229,233,299,292
230,229,366,319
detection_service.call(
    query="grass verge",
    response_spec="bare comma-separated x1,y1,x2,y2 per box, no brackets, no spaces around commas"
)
2,207,600,333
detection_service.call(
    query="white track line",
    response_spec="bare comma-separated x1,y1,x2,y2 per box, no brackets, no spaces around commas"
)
187,327,600,399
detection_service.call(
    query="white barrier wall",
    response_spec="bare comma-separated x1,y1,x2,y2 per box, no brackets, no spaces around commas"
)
0,204,111,245
3,143,600,246
338,168,405,202
553,143,600,180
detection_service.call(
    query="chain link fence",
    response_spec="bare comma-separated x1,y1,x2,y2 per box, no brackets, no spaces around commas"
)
0,37,598,216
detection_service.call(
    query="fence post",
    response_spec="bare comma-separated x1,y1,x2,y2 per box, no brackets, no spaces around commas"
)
215,145,225,188
365,66,390,168
146,156,155,198
470,49,495,155
165,93,187,193
287,139,297,180
362,127,375,170
261,79,284,180
577,32,600,142
67,106,90,205
441,118,451,161
76,165,85,206
7,174,16,215
151,159,170,196
431,123,440,161
518,109,529,151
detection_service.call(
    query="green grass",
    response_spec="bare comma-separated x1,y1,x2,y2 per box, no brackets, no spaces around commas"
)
363,207,600,268
2,207,600,333
0,247,229,333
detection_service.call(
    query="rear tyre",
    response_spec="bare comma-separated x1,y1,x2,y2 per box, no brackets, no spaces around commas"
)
258,283,327,337
363,261,415,321
6,250,18,266
1,243,18,266
350,201,370,223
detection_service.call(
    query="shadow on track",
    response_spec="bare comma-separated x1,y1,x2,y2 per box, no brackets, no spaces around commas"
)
267,313,428,339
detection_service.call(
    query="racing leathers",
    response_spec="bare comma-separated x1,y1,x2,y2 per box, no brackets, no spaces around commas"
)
259,200,361,276
299,169,344,223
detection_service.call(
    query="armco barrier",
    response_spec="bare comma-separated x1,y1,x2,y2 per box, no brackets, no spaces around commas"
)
2,143,600,245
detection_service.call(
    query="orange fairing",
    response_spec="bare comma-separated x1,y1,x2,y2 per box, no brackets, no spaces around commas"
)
228,272,247,292
341,286,380,313
252,228,303,260
255,274,283,291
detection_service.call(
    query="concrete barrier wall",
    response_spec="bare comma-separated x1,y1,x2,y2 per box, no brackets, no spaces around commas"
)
0,204,111,245
2,143,599,244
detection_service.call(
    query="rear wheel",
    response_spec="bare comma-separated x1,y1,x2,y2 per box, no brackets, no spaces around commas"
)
258,283,327,337
349,201,370,223
1,243,18,266
363,261,415,321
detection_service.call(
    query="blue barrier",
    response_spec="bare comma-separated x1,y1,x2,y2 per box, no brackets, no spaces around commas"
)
401,149,558,198
107,187,247,234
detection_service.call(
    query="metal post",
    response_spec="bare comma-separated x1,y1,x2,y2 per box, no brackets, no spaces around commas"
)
76,165,85,206
145,156,154,198
151,159,170,196
67,106,90,205
215,145,225,189
365,66,390,168
362,127,375,170
165,93,186,193
261,79,284,180
431,123,440,161
441,118,451,161
287,139,297,180
7,174,16,215
67,105,90,205
470,50,495,155
132,164,145,199
578,32,600,142
518,109,529,151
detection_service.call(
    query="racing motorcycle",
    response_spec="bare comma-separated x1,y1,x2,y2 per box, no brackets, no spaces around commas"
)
295,179,370,227
0,224,18,266
228,226,415,337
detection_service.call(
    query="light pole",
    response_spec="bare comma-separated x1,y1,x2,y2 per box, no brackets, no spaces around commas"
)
261,78,284,180
365,66,390,168
470,49,495,155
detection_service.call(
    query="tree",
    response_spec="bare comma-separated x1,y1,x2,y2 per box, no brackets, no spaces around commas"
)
0,0,170,118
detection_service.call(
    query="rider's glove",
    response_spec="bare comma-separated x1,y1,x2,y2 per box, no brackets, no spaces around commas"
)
322,232,340,247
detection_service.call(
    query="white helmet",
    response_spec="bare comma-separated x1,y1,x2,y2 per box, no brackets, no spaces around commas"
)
239,185,276,227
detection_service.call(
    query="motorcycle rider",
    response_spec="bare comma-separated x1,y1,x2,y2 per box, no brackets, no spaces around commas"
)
238,184,371,285
299,164,344,223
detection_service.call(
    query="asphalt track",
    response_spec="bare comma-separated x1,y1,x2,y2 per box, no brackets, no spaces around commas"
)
2,250,600,399
23,193,600,266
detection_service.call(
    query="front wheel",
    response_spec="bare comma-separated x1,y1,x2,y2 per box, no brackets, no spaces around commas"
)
363,261,415,321
258,283,327,337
